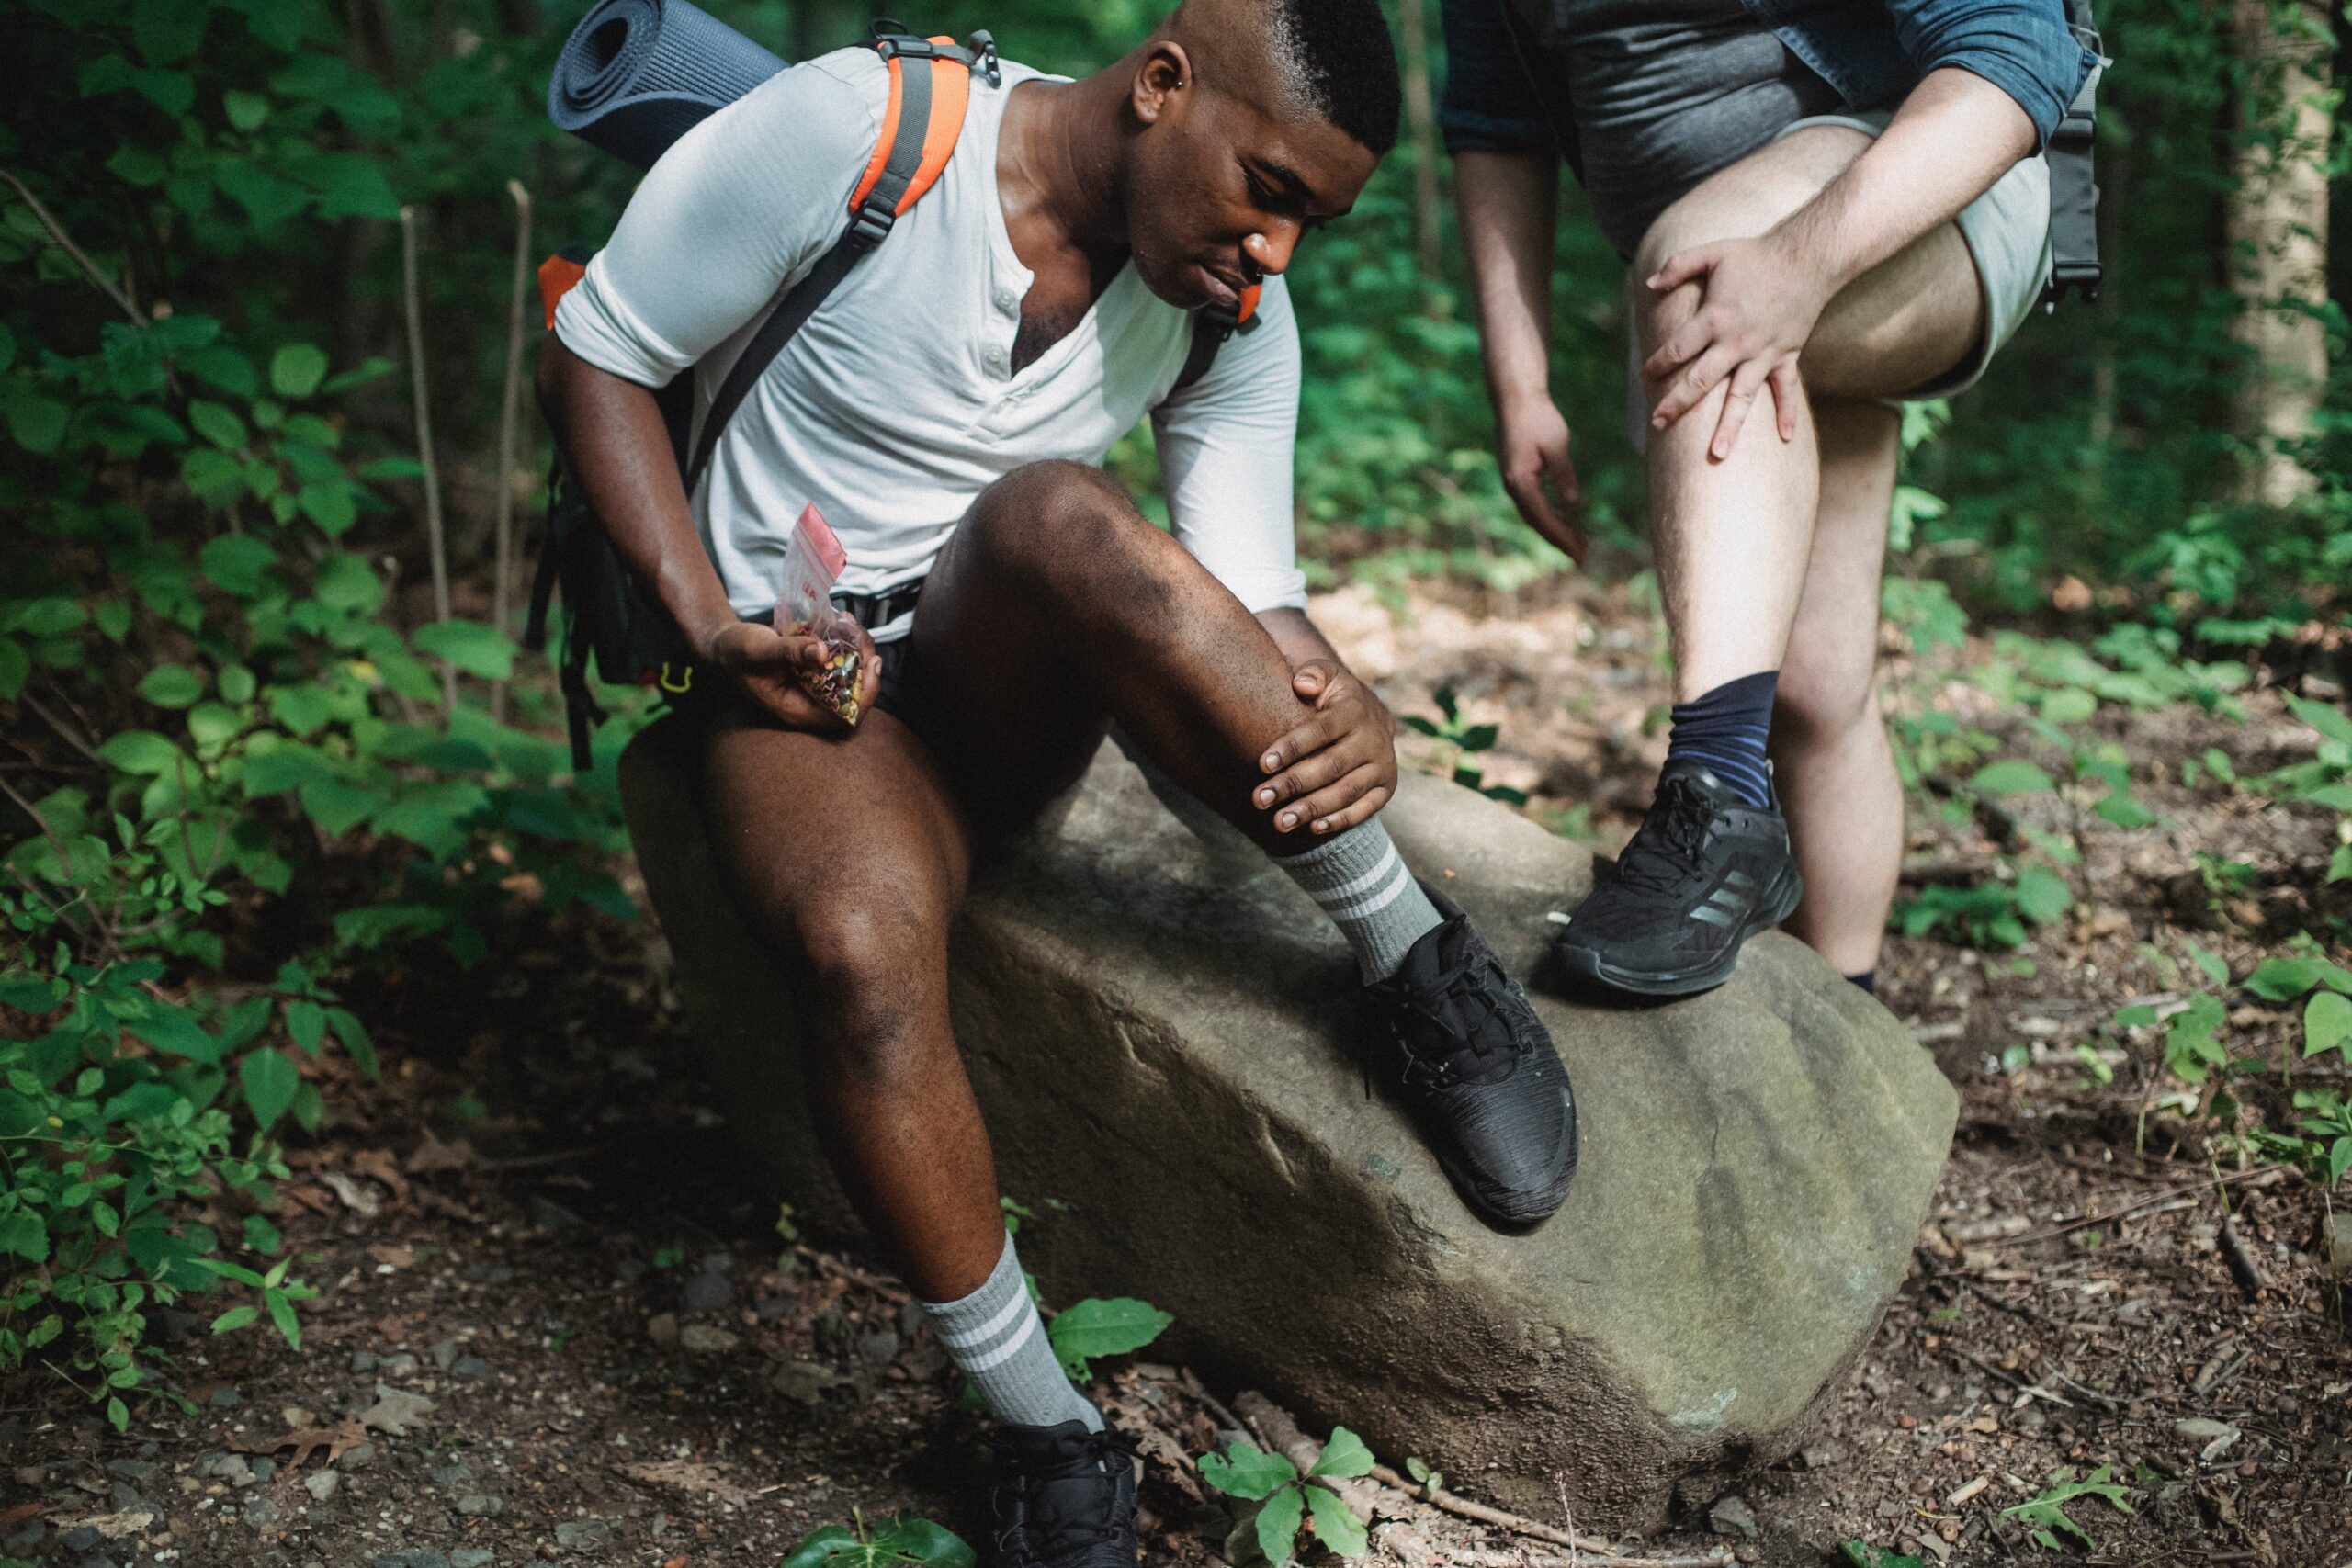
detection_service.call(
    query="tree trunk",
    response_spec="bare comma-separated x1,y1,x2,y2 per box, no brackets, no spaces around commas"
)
2226,0,2334,507
1397,0,1444,279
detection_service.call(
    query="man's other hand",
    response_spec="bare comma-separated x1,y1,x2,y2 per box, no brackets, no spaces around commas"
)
1253,660,1398,837
1497,392,1587,562
706,619,884,732
1642,231,1834,457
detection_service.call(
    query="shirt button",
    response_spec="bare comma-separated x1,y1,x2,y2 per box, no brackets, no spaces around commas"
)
985,346,1007,373
995,288,1018,311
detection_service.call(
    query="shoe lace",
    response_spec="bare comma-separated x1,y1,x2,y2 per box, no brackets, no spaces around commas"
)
993,1426,1140,1565
1366,946,1512,1097
1611,774,1713,895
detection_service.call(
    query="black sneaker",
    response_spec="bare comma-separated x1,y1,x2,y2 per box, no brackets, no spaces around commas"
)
1363,887,1578,1230
989,1419,1140,1568
1552,761,1802,999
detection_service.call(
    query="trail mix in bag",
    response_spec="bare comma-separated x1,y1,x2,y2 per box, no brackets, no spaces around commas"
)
773,503,865,725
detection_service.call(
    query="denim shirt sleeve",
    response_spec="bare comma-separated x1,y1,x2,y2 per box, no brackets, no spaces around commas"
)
1883,0,2097,149
1438,0,1555,156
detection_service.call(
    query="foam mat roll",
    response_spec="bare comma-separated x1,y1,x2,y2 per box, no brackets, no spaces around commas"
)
547,0,787,171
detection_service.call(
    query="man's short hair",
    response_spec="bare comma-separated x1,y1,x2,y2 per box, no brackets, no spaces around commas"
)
1268,0,1401,155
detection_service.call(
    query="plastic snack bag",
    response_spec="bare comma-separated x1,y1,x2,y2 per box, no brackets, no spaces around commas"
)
772,503,865,726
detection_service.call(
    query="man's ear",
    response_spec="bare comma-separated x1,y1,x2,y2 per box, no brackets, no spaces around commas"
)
1130,41,1190,126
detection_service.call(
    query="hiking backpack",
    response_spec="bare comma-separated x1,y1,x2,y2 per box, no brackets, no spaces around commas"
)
527,19,1261,770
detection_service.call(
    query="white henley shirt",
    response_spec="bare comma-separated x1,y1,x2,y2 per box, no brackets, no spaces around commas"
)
554,45,1309,643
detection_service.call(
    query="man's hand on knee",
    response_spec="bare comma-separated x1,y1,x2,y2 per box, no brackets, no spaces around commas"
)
1642,233,1829,457
1252,660,1398,837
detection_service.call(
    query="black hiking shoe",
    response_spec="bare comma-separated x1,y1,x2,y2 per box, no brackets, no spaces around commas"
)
989,1419,1140,1568
1363,887,1578,1231
1552,761,1803,1000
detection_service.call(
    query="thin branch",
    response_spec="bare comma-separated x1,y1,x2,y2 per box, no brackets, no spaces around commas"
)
0,168,141,323
400,204,458,713
490,179,534,726
20,688,106,766
0,772,76,882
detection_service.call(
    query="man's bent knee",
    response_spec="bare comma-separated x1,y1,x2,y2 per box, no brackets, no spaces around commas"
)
960,460,1140,582
792,901,950,1079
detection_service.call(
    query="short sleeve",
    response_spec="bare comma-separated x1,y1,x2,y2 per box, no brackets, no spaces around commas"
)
553,49,888,389
1439,0,1556,156
1151,276,1306,615
1884,0,2097,151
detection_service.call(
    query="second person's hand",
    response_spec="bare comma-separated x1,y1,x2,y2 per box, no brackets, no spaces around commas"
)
1496,390,1588,563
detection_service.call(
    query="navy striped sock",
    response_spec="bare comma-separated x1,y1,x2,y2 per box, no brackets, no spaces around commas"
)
1667,671,1779,810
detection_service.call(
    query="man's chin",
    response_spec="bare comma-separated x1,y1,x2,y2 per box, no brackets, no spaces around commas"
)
1136,256,1230,311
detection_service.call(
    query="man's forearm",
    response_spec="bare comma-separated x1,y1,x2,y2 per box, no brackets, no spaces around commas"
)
539,338,739,660
1773,67,2036,297
1454,150,1561,408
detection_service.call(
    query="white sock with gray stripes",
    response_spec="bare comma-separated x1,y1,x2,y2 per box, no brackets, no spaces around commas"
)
1276,819,1445,981
918,1233,1101,1432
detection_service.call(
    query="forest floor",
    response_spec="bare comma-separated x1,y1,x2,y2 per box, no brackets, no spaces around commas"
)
5,572,2350,1568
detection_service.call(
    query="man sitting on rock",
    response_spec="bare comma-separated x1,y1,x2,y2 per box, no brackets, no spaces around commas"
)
1442,0,2095,999
541,1,1577,1560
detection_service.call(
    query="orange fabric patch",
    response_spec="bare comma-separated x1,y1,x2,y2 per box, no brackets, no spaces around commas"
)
538,254,588,331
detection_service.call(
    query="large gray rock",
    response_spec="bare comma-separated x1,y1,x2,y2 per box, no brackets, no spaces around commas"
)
619,720,1954,1527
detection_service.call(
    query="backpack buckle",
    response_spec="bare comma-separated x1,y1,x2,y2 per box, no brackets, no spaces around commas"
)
847,199,898,250
967,28,1001,86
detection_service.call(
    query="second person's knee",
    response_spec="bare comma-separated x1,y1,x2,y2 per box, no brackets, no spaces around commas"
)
1773,669,1882,751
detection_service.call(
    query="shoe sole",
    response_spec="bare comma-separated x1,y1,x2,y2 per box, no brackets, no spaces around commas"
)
1553,861,1804,1001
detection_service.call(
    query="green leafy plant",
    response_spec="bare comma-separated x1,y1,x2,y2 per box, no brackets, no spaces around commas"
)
780,1512,975,1568
1402,684,1528,807
1046,1296,1173,1383
1198,1425,1375,1563
2001,1464,2134,1551
1894,865,2074,950
1840,1544,1926,1568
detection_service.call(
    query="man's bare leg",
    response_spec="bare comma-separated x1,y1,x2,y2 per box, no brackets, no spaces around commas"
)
1559,125,1985,994
1634,125,1981,698
693,706,1000,1298
1771,396,1904,977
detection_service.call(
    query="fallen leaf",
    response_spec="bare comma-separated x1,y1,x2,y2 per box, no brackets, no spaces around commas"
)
405,1128,477,1174
57,1510,154,1540
616,1458,756,1506
1,1504,42,1529
281,1183,337,1216
243,1418,370,1469
320,1171,381,1218
368,1244,417,1269
358,1386,436,1436
349,1147,413,1204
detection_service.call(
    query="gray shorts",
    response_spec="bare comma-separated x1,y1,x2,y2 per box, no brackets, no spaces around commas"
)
1624,110,2054,446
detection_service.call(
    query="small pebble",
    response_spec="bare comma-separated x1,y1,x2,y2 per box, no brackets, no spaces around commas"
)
305,1470,342,1503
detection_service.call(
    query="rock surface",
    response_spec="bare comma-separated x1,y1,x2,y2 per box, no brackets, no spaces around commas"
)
619,720,1956,1526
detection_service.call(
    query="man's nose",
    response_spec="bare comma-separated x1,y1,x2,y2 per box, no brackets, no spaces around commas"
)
1244,223,1300,277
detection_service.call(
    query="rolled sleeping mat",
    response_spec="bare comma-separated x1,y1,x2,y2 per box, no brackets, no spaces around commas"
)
548,0,788,171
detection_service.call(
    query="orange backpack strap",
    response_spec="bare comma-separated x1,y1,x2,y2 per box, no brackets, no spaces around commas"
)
681,23,990,491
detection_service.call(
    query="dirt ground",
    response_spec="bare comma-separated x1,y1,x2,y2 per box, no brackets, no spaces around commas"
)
6,576,2350,1568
